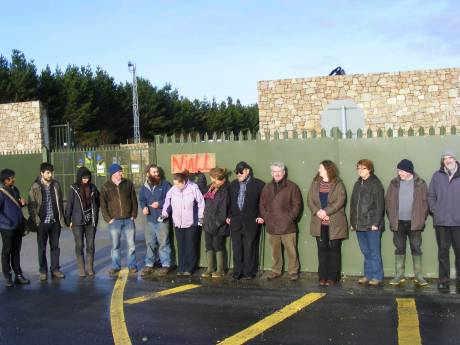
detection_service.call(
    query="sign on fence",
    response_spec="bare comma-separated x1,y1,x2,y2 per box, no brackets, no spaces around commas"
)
171,153,216,173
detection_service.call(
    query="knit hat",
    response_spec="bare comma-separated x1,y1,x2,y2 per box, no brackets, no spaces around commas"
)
441,148,457,160
397,159,414,175
108,163,122,176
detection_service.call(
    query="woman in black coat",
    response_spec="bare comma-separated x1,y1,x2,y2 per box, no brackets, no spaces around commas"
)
65,167,100,277
201,167,229,278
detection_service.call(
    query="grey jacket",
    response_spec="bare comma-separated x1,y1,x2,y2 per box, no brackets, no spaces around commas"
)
428,164,460,226
28,177,66,228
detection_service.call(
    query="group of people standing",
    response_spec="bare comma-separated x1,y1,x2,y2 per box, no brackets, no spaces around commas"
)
1,149,460,292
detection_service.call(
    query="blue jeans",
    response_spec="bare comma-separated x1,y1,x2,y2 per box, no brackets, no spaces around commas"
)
357,230,384,281
144,222,171,267
109,219,137,270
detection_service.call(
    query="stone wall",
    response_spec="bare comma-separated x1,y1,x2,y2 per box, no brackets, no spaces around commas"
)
0,101,49,152
257,67,460,135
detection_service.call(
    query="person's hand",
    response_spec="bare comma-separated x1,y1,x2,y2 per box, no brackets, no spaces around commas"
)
109,219,115,224
198,218,203,227
371,225,379,231
157,215,167,223
316,209,327,219
226,218,231,225
151,202,160,209
19,197,26,206
142,207,149,216
256,217,264,224
323,215,330,221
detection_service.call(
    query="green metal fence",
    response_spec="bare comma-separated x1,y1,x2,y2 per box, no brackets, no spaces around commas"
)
1,127,460,278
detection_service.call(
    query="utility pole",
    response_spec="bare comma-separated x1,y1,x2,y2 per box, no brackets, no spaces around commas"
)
128,61,141,143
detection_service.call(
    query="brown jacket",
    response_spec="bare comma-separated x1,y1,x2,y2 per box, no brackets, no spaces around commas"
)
307,178,348,240
100,178,138,223
385,174,428,231
259,178,302,235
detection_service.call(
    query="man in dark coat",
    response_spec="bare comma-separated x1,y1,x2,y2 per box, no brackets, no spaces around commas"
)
227,161,264,280
428,149,460,291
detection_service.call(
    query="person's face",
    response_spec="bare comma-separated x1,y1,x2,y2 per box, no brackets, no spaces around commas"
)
148,167,160,179
41,170,53,182
3,176,15,187
211,176,224,186
236,168,250,182
81,176,90,185
357,165,370,180
398,170,413,181
173,179,186,190
443,155,456,170
271,166,285,182
318,164,328,180
112,170,123,181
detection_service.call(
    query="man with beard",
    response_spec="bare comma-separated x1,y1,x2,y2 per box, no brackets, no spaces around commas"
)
28,163,66,281
139,164,172,276
428,149,460,291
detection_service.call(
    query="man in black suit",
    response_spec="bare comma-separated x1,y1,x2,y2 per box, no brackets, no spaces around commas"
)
226,161,265,280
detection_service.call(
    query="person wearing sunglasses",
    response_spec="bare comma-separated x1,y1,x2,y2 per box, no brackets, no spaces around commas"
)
226,161,265,280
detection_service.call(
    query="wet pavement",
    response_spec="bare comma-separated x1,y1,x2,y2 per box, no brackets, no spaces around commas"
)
1,229,460,345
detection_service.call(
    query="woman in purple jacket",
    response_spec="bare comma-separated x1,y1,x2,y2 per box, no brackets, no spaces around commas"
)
161,171,205,276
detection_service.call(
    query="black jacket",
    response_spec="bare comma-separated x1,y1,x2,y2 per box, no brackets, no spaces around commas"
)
350,174,385,231
65,167,100,227
228,177,265,232
203,183,230,236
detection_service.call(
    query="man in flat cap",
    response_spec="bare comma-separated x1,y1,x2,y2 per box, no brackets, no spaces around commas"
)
100,163,138,275
428,149,460,291
386,159,428,287
226,161,264,280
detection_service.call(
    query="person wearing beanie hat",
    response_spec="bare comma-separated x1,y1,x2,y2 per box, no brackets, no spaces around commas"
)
386,159,428,287
100,163,139,275
428,149,460,291
108,164,122,177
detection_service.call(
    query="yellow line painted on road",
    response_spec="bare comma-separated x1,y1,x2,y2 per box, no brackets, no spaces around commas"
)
217,292,326,345
396,298,422,345
124,284,201,305
110,268,132,345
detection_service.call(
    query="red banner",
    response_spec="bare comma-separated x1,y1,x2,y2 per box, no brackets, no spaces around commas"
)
171,153,216,173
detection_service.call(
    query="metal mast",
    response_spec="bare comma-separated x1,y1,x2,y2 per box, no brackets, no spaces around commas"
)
128,61,141,143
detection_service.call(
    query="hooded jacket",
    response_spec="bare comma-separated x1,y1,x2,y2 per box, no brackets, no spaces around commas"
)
28,177,65,228
428,161,460,226
385,174,428,231
350,174,385,231
0,184,25,231
203,182,230,236
64,167,100,227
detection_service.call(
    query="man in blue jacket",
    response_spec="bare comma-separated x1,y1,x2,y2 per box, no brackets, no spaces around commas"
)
428,149,460,291
0,169,30,287
139,164,172,277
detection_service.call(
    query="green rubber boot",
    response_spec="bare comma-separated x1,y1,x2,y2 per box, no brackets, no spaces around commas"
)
201,251,215,278
413,255,428,287
212,251,225,278
389,254,406,286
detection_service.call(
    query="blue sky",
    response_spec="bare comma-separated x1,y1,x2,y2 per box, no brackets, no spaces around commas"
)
1,0,459,104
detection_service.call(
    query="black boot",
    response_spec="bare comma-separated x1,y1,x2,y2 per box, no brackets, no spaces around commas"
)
14,274,30,285
4,274,13,287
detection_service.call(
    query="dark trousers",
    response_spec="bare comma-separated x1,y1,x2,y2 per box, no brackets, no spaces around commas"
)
231,230,259,278
175,226,199,273
204,232,225,252
316,225,342,281
1,228,23,278
435,226,460,283
393,220,422,255
72,225,96,258
37,222,61,273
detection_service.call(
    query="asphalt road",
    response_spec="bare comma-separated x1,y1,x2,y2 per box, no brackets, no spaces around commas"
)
1,227,460,345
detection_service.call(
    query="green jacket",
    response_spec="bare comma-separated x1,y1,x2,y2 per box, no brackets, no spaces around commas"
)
100,178,138,223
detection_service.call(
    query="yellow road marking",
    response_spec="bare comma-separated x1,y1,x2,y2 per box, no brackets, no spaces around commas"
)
217,292,326,345
110,268,132,345
396,298,422,345
124,284,201,305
